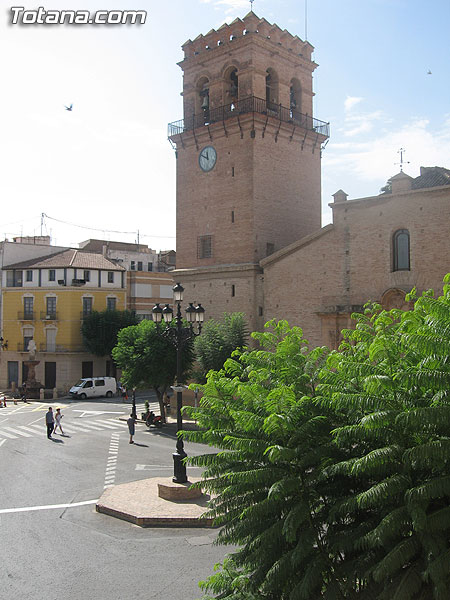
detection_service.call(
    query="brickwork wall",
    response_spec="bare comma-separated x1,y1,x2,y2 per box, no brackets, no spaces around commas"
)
174,265,264,334
263,186,450,348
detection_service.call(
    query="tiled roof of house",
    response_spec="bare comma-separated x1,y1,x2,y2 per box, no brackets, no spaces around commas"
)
412,166,450,190
4,249,125,271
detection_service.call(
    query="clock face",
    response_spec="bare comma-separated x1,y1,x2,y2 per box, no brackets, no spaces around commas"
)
199,146,217,172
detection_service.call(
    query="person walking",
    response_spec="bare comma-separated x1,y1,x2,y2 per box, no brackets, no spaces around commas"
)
54,408,64,435
127,413,135,444
45,407,55,439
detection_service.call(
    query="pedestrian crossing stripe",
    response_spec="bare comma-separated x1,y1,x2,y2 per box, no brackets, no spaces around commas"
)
0,417,143,441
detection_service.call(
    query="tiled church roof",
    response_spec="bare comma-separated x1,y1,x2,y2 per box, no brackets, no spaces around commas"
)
412,166,450,190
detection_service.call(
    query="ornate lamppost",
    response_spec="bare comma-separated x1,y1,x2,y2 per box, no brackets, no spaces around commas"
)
152,283,205,483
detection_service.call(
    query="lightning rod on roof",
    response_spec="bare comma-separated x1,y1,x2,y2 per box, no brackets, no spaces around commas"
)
395,148,410,172
305,0,308,41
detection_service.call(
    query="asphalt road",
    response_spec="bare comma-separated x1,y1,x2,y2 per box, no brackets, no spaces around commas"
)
0,396,229,600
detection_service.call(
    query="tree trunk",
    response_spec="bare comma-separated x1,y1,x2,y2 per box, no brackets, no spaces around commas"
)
155,388,166,423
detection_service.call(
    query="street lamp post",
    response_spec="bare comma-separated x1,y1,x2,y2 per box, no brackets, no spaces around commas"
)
152,283,204,483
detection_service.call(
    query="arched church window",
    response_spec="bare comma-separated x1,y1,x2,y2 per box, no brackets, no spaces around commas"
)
265,68,278,111
290,78,302,122
393,229,410,271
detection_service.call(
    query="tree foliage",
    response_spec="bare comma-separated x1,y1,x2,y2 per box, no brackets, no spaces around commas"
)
194,312,248,382
81,309,138,357
184,276,450,599
111,319,195,417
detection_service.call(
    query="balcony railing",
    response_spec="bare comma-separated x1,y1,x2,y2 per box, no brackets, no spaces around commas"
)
18,311,35,321
40,312,58,321
168,95,329,138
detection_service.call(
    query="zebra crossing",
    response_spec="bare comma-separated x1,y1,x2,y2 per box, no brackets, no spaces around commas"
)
0,402,161,442
0,401,69,415
0,417,134,441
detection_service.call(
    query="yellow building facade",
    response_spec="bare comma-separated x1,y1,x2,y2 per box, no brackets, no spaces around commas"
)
0,249,126,393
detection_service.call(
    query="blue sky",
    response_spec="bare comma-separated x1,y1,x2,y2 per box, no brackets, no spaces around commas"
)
1,0,449,249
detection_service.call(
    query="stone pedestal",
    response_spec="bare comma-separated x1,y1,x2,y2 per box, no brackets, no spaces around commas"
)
23,360,43,399
158,480,203,501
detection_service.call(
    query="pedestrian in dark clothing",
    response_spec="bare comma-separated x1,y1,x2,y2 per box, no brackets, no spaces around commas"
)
46,407,54,439
127,413,135,444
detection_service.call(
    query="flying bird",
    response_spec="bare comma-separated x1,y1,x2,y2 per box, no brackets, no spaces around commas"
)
65,104,73,111
427,70,432,75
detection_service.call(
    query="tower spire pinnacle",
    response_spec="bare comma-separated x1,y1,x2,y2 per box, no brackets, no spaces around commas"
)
250,0,254,12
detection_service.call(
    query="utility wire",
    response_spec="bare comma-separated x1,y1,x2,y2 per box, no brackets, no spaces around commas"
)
43,213,175,239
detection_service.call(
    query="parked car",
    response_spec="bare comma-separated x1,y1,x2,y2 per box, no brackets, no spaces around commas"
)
69,377,116,399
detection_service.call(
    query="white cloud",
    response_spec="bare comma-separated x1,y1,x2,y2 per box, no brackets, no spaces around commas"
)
343,110,387,137
344,96,363,112
204,0,252,15
324,116,450,193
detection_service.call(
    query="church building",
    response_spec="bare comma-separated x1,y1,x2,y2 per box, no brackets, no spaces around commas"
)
170,11,450,348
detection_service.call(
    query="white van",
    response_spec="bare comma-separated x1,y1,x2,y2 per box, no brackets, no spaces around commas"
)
69,377,117,399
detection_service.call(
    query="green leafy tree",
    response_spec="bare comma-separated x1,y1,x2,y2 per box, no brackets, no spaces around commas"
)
184,276,450,599
316,281,450,599
81,309,138,361
379,178,392,194
112,319,195,420
194,312,248,381
185,321,349,599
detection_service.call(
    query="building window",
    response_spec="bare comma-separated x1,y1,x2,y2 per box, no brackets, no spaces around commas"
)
137,261,143,271
197,235,213,259
84,270,90,282
7,270,22,287
393,229,410,271
83,297,93,316
49,269,56,282
231,284,235,297
131,261,135,270
46,297,56,318
24,297,34,319
259,306,263,317
26,270,33,282
107,297,117,311
107,272,114,283
231,210,235,223
148,262,153,272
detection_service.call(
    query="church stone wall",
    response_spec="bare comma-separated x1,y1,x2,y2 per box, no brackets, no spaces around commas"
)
262,185,450,348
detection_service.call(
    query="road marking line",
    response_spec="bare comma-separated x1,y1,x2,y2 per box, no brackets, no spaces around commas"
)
4,426,32,437
67,422,104,431
17,425,44,435
0,430,18,439
103,432,120,490
62,424,98,433
0,499,99,514
91,422,117,430
27,416,46,426
102,419,128,427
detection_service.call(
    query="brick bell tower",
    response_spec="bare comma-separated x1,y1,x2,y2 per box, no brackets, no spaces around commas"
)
169,11,329,332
